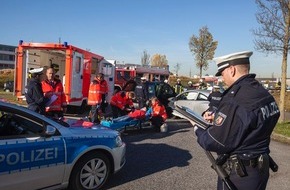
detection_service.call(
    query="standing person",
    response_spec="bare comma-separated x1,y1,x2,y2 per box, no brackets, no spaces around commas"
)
134,77,148,109
25,68,49,114
196,51,280,190
110,91,135,118
207,85,222,112
187,81,193,89
87,73,108,123
146,97,167,132
42,67,67,118
174,78,184,94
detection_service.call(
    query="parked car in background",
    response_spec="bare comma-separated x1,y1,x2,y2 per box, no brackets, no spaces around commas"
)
169,89,210,119
0,101,126,190
3,81,14,92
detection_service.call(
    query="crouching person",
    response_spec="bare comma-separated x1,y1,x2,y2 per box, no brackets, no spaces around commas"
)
146,97,167,132
110,91,135,118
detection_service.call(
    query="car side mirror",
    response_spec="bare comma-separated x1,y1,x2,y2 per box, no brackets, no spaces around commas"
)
45,125,56,137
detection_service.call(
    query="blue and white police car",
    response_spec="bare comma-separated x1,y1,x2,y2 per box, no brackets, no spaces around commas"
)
0,101,126,190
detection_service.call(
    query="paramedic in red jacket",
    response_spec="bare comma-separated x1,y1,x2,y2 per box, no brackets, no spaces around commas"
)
88,73,108,123
110,91,135,118
42,67,67,118
149,97,167,132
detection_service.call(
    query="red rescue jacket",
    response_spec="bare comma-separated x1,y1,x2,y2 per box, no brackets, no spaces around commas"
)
42,79,66,112
110,91,133,110
152,101,167,121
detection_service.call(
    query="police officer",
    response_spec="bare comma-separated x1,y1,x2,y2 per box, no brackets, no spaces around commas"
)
207,85,222,112
195,51,280,190
134,77,148,109
25,68,49,114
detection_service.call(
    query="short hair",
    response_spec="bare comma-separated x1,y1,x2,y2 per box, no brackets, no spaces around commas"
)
235,64,250,74
127,91,135,99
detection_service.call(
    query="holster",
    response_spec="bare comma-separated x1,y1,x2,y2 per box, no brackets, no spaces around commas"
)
258,154,269,174
230,155,248,177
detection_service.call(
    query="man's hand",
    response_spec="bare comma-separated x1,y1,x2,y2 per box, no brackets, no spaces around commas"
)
203,111,214,123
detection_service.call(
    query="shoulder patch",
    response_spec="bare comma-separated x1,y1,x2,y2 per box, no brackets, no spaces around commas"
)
214,112,227,126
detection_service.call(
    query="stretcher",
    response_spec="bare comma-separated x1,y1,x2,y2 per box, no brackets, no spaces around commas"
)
100,109,150,132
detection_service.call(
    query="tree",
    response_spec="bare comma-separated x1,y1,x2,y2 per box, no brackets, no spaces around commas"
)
141,50,150,66
174,63,181,76
252,0,290,122
189,26,218,78
151,54,168,68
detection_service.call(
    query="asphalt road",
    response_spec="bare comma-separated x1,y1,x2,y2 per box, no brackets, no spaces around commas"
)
100,119,290,190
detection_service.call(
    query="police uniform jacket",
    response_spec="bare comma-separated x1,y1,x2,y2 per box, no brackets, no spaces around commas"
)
207,91,222,111
134,82,148,100
195,74,280,156
25,78,48,114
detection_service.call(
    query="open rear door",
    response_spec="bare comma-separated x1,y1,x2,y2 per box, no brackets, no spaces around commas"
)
71,51,84,100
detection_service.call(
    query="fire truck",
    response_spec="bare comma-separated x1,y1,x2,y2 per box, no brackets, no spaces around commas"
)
114,64,170,92
15,41,115,112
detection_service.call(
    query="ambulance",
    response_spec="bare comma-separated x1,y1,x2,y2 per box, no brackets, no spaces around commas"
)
15,41,115,112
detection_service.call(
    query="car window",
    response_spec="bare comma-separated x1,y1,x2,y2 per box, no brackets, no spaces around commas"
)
0,110,45,139
187,92,198,100
197,93,208,101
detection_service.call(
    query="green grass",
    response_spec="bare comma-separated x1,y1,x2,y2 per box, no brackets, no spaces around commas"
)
274,122,290,137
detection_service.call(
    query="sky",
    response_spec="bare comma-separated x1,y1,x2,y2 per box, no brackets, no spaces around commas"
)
0,0,286,78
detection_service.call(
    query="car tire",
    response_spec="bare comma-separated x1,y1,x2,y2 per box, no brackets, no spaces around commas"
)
69,152,111,190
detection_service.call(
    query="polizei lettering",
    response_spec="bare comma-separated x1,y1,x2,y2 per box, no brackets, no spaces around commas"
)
0,148,58,166
261,101,280,120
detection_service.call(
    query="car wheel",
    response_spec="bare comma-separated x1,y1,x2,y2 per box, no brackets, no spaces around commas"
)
69,152,111,190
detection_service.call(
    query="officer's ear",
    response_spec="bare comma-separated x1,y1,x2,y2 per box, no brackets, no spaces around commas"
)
229,66,236,77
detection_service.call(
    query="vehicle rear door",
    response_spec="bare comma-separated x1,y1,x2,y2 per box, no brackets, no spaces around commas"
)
71,51,84,99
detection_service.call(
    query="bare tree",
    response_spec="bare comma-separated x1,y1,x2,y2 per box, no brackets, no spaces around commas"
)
189,26,218,78
151,54,168,68
141,50,150,66
252,0,290,122
174,63,181,76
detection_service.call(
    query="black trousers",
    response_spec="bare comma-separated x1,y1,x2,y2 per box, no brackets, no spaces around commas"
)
151,115,164,131
217,165,269,190
111,105,127,118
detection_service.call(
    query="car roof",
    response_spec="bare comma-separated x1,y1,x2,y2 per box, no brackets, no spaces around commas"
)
181,89,211,96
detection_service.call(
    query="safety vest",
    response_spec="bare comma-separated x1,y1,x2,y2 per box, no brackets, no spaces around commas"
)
41,79,66,112
88,78,108,105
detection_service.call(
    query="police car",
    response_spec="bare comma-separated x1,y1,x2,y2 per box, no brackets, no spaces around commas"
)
0,101,126,190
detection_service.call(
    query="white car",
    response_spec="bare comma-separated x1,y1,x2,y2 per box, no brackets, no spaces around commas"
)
169,89,210,119
0,101,126,190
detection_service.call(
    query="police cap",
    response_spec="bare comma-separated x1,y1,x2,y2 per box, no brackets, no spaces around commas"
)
214,51,253,76
29,68,44,75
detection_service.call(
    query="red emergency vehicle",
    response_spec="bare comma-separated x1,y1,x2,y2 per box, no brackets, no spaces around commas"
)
114,64,170,92
15,41,115,112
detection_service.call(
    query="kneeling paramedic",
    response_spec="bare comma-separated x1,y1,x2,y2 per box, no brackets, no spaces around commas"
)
195,51,280,190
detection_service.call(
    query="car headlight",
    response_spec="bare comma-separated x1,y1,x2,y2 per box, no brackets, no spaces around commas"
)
115,135,123,147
